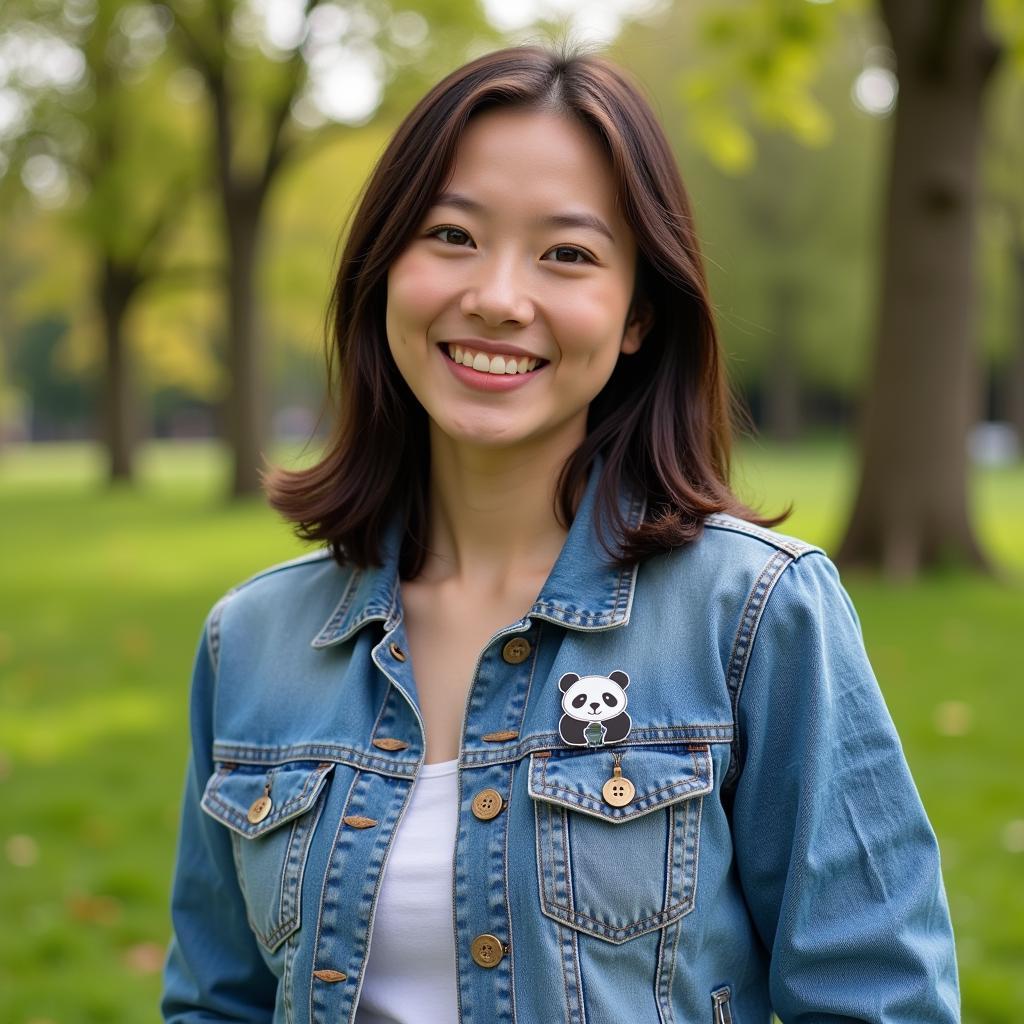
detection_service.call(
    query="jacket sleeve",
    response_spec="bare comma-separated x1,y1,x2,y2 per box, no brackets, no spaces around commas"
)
161,604,278,1022
729,551,959,1022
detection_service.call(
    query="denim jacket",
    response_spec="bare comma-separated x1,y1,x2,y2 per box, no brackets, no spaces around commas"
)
161,459,959,1024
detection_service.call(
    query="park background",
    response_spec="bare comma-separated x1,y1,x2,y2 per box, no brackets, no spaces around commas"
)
1,0,1023,1020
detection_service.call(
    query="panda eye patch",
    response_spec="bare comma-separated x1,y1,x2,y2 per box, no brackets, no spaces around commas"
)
572,694,588,709
602,692,618,706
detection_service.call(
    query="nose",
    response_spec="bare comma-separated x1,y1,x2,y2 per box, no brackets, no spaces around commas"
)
460,253,535,328
589,702,599,711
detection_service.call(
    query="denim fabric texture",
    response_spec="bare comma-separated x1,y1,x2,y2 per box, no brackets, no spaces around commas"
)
161,456,960,1023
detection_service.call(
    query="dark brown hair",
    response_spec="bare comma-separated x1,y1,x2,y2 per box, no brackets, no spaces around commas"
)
264,42,788,578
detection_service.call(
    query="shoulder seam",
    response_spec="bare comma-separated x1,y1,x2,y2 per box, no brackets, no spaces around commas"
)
722,548,797,790
703,512,824,560
231,547,335,593
205,548,339,673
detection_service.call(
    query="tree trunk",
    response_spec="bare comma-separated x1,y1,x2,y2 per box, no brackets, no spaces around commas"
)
223,187,266,497
836,0,1001,578
1002,239,1024,441
99,258,141,483
763,278,802,441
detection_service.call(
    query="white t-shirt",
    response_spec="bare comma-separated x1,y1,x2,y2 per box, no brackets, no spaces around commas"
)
354,758,460,1024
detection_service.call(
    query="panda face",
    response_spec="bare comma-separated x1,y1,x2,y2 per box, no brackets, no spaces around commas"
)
560,674,628,723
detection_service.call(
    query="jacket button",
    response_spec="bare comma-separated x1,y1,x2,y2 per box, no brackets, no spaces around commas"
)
313,968,347,983
470,933,506,968
389,642,407,662
471,788,504,821
247,795,272,824
501,637,531,664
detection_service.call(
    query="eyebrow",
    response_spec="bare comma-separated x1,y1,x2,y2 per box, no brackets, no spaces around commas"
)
432,191,616,244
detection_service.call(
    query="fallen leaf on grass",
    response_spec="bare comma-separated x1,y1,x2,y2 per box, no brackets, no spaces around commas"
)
933,700,972,737
67,892,123,925
121,941,166,974
5,834,39,867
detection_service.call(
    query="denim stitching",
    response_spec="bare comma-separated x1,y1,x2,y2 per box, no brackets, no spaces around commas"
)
503,759,517,1024
309,567,363,646
310,769,359,1024
723,551,793,788
211,742,419,778
703,513,823,559
534,750,707,941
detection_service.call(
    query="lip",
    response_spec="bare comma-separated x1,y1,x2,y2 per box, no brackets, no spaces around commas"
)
438,343,546,392
442,338,546,361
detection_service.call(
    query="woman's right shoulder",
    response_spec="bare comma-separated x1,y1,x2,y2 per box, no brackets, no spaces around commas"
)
200,547,356,646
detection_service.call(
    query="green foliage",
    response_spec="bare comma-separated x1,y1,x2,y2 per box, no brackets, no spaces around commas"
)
0,439,1022,1021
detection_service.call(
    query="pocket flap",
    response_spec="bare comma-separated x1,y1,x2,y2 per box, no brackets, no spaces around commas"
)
201,760,334,838
528,743,712,822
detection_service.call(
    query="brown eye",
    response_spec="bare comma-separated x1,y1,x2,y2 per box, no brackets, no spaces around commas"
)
547,245,592,265
429,226,472,247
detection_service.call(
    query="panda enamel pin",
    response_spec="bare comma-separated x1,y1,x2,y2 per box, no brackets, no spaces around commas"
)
557,670,632,747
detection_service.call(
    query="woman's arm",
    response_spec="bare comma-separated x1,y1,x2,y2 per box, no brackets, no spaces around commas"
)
730,552,959,1022
161,605,277,1023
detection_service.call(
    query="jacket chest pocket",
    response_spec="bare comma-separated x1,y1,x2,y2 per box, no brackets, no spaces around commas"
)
528,743,712,944
200,759,335,953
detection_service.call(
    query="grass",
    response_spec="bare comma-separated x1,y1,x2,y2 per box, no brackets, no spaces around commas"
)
1,437,1022,1023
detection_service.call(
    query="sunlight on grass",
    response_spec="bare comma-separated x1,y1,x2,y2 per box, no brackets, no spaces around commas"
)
0,437,1022,1023
0,690,168,762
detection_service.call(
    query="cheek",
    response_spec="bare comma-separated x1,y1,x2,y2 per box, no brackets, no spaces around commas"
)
550,280,631,360
387,249,453,330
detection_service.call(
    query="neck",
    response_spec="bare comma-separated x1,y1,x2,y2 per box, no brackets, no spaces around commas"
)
416,422,584,593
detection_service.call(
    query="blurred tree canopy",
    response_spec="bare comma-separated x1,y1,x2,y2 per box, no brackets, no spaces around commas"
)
2,0,1022,576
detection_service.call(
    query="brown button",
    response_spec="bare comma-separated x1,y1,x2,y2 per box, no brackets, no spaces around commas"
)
372,737,409,752
482,730,518,743
602,764,636,808
389,641,406,662
247,795,272,824
343,815,379,829
470,933,506,968
313,969,347,983
501,637,531,664
471,788,504,821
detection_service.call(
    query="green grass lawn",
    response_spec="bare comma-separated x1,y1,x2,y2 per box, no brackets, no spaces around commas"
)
1,438,1022,1023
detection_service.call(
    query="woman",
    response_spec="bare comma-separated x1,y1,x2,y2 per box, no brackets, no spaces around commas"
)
161,44,959,1024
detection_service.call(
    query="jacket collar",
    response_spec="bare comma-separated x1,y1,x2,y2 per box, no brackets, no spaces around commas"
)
311,453,647,648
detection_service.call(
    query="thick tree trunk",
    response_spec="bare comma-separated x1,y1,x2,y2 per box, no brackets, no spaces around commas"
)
836,0,1001,577
99,259,141,483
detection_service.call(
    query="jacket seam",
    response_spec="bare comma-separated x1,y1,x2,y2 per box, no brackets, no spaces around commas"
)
723,549,796,789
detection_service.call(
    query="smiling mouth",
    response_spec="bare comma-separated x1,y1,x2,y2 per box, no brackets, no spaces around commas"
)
444,343,548,376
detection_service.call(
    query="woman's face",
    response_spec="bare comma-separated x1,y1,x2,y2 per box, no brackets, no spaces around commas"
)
385,106,647,456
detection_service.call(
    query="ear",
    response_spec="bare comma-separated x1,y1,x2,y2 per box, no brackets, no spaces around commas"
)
558,672,580,693
620,297,653,356
609,670,629,688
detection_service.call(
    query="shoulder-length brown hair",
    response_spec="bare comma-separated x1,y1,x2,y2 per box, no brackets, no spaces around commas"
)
264,42,788,578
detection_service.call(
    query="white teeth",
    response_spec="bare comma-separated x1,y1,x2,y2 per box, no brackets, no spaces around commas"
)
447,343,543,374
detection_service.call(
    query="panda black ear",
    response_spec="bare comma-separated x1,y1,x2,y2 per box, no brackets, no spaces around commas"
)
609,670,629,688
558,672,580,693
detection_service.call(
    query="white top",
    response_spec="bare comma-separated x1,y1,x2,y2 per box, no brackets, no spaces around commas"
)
354,758,460,1024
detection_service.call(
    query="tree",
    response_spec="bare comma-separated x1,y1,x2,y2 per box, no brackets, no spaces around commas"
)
834,0,1003,576
620,0,1020,577
0,0,212,481
152,0,497,496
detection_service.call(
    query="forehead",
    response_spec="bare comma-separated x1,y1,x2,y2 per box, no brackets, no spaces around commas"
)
441,107,629,239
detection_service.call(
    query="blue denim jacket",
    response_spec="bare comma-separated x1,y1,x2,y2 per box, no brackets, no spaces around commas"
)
161,459,959,1023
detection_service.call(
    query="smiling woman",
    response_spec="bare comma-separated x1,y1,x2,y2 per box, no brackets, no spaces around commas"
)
161,43,959,1024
